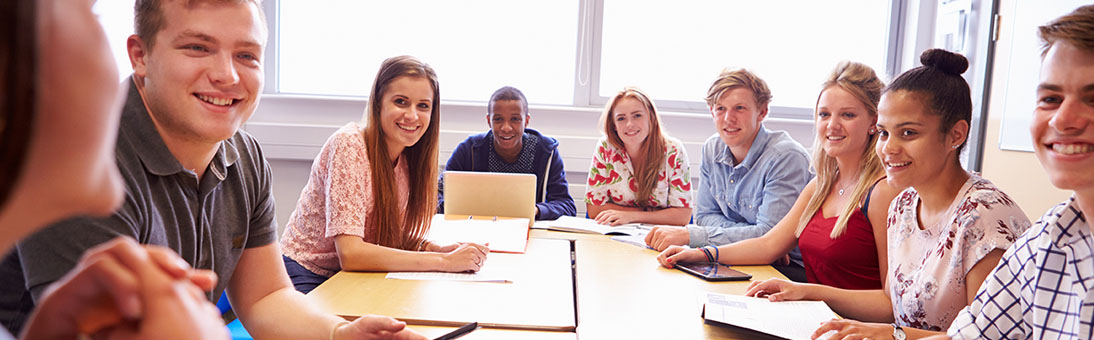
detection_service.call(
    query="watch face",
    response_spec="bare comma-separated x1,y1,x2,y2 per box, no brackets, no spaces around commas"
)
892,325,907,340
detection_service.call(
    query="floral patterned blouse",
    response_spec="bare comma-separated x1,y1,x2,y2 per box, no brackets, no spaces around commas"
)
887,174,1031,331
584,136,692,209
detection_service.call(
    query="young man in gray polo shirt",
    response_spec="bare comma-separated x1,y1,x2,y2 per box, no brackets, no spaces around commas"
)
0,1,424,339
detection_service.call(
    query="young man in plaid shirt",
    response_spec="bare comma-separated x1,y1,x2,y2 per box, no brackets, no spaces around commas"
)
941,4,1094,339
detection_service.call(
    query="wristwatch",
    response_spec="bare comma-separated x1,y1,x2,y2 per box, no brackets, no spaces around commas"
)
891,323,906,340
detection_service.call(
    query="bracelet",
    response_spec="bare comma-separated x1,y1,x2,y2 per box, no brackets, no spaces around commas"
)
330,320,351,340
700,247,714,262
711,246,720,262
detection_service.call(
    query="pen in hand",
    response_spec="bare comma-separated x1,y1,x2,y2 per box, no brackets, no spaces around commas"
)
433,322,479,340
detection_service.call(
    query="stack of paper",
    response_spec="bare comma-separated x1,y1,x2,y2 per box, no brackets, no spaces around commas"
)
701,292,839,340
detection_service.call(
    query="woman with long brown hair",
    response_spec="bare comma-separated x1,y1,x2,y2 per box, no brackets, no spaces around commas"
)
279,56,487,294
584,87,693,226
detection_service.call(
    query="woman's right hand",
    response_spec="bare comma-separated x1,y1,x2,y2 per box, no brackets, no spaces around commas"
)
23,236,227,340
744,278,810,302
440,243,489,273
656,245,705,268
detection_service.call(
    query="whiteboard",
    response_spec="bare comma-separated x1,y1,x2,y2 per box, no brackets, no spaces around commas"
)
997,0,1088,152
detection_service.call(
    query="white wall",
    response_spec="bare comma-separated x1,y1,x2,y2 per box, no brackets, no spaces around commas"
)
247,97,816,235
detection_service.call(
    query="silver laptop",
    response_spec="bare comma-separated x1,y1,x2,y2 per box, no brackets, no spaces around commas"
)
443,171,537,222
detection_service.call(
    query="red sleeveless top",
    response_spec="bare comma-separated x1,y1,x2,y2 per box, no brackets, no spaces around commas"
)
798,204,883,290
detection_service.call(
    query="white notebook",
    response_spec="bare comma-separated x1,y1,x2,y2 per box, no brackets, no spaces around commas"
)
701,292,839,340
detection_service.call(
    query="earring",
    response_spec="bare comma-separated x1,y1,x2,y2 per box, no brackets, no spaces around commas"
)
868,128,876,135
951,145,959,149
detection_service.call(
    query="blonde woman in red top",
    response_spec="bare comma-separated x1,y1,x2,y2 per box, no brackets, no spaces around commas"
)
657,61,900,290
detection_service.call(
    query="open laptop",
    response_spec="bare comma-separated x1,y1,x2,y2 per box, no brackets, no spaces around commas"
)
443,171,537,222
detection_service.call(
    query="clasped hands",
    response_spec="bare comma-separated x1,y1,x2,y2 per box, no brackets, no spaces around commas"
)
23,236,228,340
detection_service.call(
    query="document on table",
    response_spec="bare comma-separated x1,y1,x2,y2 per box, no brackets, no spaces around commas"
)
385,263,513,283
609,234,653,250
427,215,530,253
543,216,644,235
701,292,839,340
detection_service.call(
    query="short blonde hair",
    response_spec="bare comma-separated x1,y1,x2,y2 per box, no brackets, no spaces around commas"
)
1038,4,1094,56
705,68,772,108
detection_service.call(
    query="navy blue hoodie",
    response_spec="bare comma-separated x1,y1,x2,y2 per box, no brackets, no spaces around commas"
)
438,128,576,220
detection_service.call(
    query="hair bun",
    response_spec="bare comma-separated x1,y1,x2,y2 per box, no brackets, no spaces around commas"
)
920,48,968,75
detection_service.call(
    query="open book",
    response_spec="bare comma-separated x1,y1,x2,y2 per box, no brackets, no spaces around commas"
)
701,292,839,340
542,216,648,236
427,214,530,254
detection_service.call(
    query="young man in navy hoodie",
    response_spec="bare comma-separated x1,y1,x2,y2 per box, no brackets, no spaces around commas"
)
439,86,576,220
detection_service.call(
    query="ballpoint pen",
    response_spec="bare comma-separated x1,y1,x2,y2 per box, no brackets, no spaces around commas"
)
433,322,479,340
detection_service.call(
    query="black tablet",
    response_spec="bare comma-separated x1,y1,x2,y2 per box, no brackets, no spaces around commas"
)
676,262,753,281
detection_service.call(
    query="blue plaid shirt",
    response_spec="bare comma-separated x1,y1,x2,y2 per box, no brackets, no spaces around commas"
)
949,196,1094,339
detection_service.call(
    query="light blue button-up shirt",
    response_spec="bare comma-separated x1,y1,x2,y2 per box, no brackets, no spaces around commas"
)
688,125,812,263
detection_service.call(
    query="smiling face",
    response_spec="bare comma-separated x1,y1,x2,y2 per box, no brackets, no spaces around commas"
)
380,76,434,159
875,91,964,189
488,99,528,154
816,86,876,159
711,87,767,159
129,0,267,145
1032,42,1094,194
611,97,652,151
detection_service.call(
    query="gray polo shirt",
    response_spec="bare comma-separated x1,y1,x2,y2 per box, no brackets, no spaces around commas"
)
0,78,277,334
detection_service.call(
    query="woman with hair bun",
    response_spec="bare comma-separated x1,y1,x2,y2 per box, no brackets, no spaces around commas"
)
736,49,1033,339
658,61,899,290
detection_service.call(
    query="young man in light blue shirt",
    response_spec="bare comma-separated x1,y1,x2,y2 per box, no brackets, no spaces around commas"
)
646,68,811,280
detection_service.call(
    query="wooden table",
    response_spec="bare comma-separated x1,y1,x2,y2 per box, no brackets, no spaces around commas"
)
572,239,788,339
407,325,576,340
308,227,790,339
307,238,575,331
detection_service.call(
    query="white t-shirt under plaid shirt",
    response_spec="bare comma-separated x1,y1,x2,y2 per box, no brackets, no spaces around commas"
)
948,196,1094,339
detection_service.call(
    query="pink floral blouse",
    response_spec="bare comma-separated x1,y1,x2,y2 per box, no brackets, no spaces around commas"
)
280,122,409,277
584,137,692,209
887,174,1031,331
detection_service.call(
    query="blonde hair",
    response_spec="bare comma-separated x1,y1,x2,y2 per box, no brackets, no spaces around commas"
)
705,68,772,108
601,87,668,208
361,55,440,250
1038,4,1094,56
795,61,885,238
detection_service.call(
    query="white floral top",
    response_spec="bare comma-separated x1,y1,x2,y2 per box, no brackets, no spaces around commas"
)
584,137,692,209
887,174,1031,331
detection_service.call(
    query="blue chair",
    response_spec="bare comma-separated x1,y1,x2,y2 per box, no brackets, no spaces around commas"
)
216,292,254,340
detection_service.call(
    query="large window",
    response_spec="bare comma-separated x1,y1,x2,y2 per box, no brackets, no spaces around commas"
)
98,1,901,112
278,0,579,105
596,0,893,110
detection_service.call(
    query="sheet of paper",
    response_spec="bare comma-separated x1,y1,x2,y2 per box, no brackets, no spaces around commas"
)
385,263,513,283
702,293,838,340
546,216,643,235
610,234,653,250
531,220,553,230
428,215,529,253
